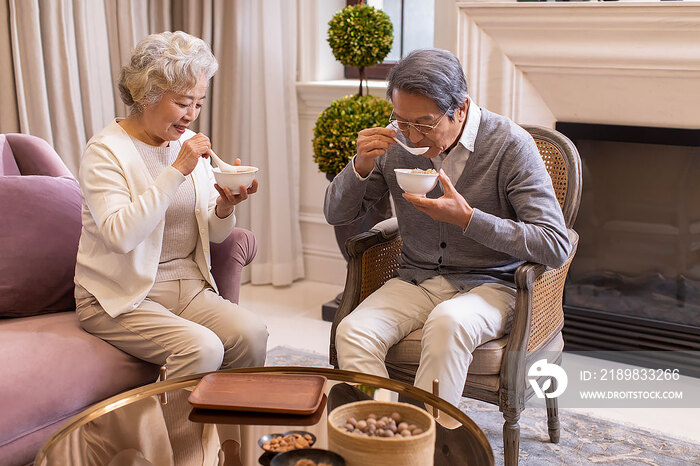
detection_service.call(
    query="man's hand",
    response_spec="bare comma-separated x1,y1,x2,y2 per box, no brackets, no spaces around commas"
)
214,158,258,218
354,127,397,177
402,169,473,229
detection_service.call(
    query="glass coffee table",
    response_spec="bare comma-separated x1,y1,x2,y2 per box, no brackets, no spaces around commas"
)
35,367,493,466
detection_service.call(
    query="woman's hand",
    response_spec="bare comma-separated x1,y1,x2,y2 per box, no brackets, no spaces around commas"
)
214,158,259,218
172,132,211,176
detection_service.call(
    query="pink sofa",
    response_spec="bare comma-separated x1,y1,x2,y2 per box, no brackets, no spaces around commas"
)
0,133,257,466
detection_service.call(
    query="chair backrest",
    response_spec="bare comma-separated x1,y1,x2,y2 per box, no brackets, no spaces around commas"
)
522,126,582,228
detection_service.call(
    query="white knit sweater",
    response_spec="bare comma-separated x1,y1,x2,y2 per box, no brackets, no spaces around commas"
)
131,137,202,282
74,119,236,317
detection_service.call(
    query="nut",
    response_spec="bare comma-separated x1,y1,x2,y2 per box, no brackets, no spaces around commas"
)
261,432,315,452
338,411,424,439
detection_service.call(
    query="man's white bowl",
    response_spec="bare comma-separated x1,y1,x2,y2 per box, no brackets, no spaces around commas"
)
212,166,258,190
394,168,439,196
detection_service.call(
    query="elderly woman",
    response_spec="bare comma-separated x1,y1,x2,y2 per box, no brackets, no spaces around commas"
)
74,31,268,379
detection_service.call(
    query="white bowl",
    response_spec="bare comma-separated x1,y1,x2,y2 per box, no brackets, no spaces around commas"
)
394,168,439,197
212,166,258,190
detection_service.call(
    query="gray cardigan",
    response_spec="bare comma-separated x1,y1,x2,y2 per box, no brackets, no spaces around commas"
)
324,108,571,291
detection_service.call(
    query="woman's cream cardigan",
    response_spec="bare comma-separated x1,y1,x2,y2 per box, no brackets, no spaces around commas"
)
74,119,236,318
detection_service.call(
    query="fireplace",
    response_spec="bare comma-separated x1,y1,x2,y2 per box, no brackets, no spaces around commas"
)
453,1,700,374
556,122,700,374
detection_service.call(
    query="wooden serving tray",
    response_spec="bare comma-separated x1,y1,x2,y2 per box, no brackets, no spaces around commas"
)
188,373,327,415
188,394,327,426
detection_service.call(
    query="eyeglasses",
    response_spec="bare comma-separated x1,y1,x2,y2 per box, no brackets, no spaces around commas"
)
389,109,448,136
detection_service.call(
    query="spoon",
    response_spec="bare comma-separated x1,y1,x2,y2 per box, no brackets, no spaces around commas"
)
393,137,429,156
207,149,238,172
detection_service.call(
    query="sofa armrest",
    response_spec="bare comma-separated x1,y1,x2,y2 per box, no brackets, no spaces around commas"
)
210,228,257,304
6,133,74,178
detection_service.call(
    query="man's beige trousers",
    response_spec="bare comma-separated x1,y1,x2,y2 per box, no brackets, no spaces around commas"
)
336,275,515,408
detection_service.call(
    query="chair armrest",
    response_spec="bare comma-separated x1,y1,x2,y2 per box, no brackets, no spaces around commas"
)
210,228,257,304
329,218,401,367
499,229,578,406
369,217,399,240
510,229,579,355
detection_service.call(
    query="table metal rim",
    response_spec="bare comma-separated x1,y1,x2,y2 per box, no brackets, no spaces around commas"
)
35,366,494,464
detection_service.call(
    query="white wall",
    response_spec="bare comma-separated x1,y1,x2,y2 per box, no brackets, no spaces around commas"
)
297,81,389,286
296,0,361,286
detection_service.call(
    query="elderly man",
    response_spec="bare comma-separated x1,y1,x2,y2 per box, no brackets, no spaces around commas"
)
324,48,570,409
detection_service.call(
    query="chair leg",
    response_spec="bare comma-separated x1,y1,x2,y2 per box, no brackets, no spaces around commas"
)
545,378,561,443
502,408,520,466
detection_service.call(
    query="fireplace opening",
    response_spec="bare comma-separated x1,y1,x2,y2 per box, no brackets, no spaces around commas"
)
555,122,700,376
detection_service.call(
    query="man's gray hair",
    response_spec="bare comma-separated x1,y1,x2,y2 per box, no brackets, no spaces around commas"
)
386,48,468,121
118,31,218,114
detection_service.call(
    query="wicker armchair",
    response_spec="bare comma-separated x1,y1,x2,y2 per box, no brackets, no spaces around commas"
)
329,125,582,466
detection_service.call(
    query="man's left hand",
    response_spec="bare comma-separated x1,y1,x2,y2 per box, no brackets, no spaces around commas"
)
402,169,473,229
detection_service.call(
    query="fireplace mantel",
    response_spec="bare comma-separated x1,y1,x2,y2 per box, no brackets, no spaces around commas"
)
457,2,700,129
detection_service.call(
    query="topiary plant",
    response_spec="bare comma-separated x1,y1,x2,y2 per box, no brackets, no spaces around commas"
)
313,2,394,176
313,95,393,176
327,3,393,96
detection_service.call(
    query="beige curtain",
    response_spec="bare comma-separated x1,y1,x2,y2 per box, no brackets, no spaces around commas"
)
0,1,19,133
0,0,304,286
211,0,304,285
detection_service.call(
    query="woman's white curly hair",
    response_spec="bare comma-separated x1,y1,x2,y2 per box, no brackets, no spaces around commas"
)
118,31,218,114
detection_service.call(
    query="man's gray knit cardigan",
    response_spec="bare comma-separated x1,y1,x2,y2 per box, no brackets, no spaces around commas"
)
324,108,571,291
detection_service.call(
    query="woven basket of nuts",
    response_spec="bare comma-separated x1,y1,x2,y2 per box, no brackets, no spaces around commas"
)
327,400,435,466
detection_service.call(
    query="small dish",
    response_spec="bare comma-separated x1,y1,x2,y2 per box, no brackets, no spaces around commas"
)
270,448,345,466
394,168,439,197
258,430,317,453
258,432,283,449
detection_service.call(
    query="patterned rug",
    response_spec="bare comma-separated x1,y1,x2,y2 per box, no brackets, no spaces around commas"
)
265,346,699,466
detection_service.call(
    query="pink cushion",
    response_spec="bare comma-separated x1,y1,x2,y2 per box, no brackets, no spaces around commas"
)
0,175,82,317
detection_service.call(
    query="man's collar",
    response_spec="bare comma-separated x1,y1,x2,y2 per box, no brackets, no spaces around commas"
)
457,98,480,153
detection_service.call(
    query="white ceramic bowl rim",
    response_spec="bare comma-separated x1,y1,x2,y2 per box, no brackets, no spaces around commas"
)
393,168,438,176
213,165,259,174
